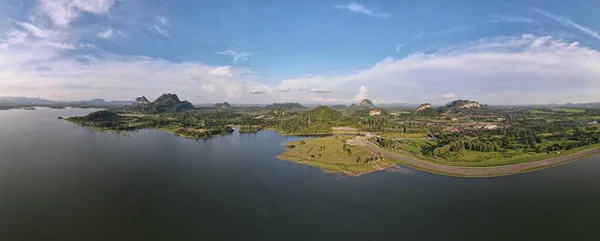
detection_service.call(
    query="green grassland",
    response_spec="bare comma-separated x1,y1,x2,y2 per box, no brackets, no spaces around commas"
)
378,139,600,167
278,136,396,176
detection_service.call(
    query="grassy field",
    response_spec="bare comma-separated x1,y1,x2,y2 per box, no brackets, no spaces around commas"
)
380,133,429,139
279,136,396,176
382,139,600,167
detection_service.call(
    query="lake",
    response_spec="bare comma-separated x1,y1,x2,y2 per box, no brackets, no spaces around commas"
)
1,108,599,241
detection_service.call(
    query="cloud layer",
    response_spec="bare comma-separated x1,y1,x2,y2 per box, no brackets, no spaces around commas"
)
1,4,600,105
272,34,600,104
334,2,390,18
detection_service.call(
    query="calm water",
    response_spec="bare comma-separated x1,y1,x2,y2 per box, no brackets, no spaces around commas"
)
1,108,599,241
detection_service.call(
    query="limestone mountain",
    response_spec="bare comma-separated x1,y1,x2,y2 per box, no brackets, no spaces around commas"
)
446,100,481,109
439,100,483,114
128,94,194,113
358,99,375,108
150,94,194,113
413,103,439,117
134,96,150,105
213,102,232,109
415,103,432,111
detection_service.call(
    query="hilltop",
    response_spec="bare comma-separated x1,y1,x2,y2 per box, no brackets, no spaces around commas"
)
213,102,232,109
301,105,344,122
439,100,483,113
358,99,375,108
415,103,432,111
265,102,305,110
134,96,150,106
128,94,194,113
413,103,438,117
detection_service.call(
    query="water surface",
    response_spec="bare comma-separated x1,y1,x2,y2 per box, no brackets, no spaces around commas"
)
1,108,599,240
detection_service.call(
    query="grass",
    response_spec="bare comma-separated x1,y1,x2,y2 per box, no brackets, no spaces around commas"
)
382,139,600,167
279,136,396,176
551,108,585,113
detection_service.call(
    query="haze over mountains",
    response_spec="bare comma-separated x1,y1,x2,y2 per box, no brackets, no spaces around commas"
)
3,94,600,109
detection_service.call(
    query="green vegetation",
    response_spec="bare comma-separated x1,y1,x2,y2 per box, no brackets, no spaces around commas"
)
239,126,261,133
279,136,395,176
64,93,600,175
265,102,305,110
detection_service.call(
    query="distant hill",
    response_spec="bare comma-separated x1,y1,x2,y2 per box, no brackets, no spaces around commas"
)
134,96,150,106
265,102,305,110
0,97,54,105
439,100,483,113
213,102,232,109
415,103,432,111
412,103,438,117
301,105,343,122
330,105,348,110
67,110,122,126
0,96,129,107
358,99,375,108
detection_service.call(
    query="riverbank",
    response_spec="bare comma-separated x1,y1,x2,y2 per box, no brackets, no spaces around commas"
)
352,139,600,177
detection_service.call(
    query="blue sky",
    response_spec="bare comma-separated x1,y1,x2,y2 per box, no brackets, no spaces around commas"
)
1,0,600,104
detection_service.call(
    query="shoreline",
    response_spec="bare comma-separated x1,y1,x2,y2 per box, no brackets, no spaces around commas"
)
276,154,396,177
356,141,600,177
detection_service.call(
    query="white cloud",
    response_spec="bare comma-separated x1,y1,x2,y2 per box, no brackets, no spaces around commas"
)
2,28,28,45
97,28,113,39
147,24,171,37
209,66,234,78
490,14,536,24
312,96,346,102
308,88,332,94
274,87,291,92
36,0,116,27
248,85,271,95
272,34,600,104
17,22,56,38
334,2,390,18
0,45,253,102
354,86,370,102
40,40,76,50
218,49,253,63
535,8,600,40
443,93,457,99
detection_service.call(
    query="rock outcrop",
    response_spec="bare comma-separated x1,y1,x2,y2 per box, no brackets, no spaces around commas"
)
134,96,150,105
415,103,432,111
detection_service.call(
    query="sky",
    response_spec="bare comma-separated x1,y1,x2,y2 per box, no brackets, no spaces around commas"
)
1,0,600,105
